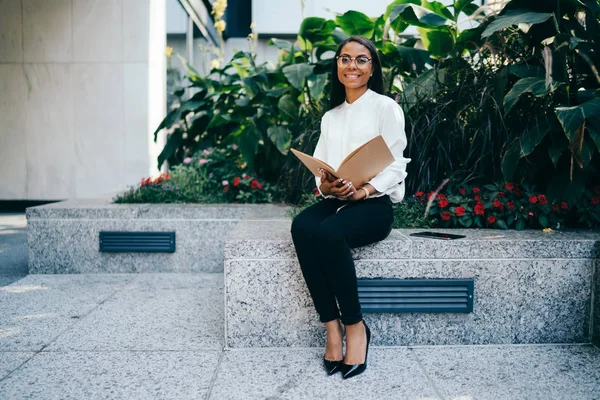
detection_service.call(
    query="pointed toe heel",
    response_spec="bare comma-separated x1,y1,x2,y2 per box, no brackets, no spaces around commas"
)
323,358,343,375
341,322,371,380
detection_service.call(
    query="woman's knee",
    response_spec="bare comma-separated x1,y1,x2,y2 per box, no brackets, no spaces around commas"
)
317,219,344,243
291,211,316,238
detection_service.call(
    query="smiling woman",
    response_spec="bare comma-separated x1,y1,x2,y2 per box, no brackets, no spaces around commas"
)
290,36,411,380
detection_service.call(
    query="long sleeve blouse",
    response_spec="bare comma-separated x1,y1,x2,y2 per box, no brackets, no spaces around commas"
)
314,89,411,203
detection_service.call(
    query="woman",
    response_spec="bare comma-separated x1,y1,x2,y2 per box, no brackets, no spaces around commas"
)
291,36,410,379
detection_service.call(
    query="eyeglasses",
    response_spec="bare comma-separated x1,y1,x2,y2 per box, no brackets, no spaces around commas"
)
336,55,372,69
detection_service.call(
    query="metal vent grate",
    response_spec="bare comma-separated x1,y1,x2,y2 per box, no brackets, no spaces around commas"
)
99,231,176,253
358,279,473,313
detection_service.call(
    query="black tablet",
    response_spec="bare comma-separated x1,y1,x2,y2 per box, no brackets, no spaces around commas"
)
409,231,466,240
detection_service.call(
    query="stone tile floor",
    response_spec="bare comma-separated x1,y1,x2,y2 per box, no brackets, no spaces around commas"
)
1,272,599,399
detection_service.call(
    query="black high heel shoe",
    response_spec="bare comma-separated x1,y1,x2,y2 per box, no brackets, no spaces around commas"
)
340,321,371,379
323,358,343,375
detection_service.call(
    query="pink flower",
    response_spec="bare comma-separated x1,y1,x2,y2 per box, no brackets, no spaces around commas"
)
199,159,208,165
222,180,229,186
183,157,192,164
203,149,212,155
232,144,239,150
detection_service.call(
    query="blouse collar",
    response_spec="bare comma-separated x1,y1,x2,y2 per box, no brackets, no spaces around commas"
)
343,89,373,108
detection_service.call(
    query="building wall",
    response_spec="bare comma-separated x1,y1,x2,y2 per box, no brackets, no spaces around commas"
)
0,0,158,200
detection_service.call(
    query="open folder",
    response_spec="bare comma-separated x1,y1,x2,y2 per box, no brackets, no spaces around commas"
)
290,135,395,187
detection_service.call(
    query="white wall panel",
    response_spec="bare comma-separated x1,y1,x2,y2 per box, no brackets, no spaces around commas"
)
23,0,72,62
73,0,123,62
0,0,23,63
23,64,75,199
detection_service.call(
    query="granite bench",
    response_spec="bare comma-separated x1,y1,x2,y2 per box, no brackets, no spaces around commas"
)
26,199,289,273
224,220,600,348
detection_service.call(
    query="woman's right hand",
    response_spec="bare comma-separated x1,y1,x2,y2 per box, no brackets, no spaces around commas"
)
319,170,354,199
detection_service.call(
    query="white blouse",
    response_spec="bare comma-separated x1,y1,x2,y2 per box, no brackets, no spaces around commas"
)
314,89,411,203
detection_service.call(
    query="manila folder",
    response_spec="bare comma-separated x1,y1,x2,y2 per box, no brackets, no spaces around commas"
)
290,135,395,187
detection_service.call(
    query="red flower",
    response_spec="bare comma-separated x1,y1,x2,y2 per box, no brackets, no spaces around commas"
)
497,191,505,198
505,182,515,191
455,206,466,216
537,194,547,205
591,196,600,205
459,188,467,195
474,195,481,201
312,187,320,196
224,186,229,192
437,193,446,199
257,183,263,190
141,177,152,186
441,212,451,221
528,196,538,204
473,187,481,194
438,198,449,208
233,177,240,187
415,191,424,197
493,199,502,208
561,201,568,209
507,201,515,209
250,179,259,189
487,216,496,224
552,203,559,211
474,201,485,215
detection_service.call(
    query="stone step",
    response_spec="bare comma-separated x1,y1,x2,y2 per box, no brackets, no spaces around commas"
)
224,220,600,348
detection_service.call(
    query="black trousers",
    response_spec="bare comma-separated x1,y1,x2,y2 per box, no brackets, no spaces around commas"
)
291,196,394,326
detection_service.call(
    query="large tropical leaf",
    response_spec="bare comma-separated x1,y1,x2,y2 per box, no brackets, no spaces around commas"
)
282,64,314,92
267,126,292,155
236,125,259,171
389,4,450,29
421,0,453,20
454,0,479,16
555,98,600,143
307,73,328,101
417,26,455,58
335,10,375,38
157,130,183,170
385,0,421,33
298,17,336,45
482,10,553,38
503,77,563,113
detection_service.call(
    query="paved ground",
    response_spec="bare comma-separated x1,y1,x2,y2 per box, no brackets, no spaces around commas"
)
1,213,600,399
1,272,599,399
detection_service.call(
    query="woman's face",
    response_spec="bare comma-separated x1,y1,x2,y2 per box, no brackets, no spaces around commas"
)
336,41,373,91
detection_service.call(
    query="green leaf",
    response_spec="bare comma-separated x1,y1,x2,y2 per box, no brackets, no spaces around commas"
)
588,120,600,152
538,215,549,228
515,218,526,231
501,139,522,181
385,0,421,33
207,113,232,128
482,10,553,38
267,126,292,155
157,130,183,170
417,26,455,58
335,10,375,38
548,143,566,168
236,125,259,171
268,38,295,53
299,17,337,45
503,77,562,114
282,64,314,91
555,98,600,142
278,94,298,120
389,4,450,28
454,0,477,15
421,1,454,20
496,219,509,230
507,63,544,78
332,29,349,44
307,73,327,101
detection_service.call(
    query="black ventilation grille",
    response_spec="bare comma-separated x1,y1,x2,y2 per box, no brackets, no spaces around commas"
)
358,279,474,313
99,231,176,253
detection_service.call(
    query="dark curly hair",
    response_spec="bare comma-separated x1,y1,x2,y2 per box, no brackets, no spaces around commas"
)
329,36,385,110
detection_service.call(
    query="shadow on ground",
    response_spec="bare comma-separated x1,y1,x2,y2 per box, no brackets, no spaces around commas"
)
0,213,28,286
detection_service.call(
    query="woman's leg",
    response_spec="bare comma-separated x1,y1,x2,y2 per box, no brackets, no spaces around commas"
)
316,197,394,364
291,199,343,324
291,198,345,361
